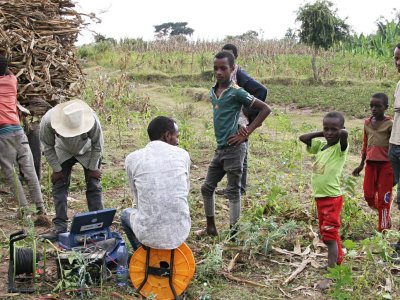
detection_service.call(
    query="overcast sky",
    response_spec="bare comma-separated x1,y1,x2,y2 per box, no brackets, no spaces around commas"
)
74,0,399,45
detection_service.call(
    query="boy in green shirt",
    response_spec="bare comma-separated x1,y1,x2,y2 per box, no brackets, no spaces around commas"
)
199,51,271,238
299,112,348,273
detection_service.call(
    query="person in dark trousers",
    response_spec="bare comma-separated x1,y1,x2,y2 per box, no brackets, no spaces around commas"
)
40,99,104,241
198,51,271,238
216,43,268,195
388,43,400,253
0,55,49,220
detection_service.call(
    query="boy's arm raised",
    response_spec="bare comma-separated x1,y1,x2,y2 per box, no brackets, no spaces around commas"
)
339,129,348,152
299,131,324,147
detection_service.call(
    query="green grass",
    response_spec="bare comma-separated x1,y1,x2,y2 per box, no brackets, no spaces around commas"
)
1,44,400,298
267,81,395,118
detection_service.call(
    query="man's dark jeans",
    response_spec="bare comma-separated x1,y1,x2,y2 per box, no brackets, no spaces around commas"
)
241,141,249,194
389,143,400,207
120,208,141,251
52,157,103,232
201,143,246,225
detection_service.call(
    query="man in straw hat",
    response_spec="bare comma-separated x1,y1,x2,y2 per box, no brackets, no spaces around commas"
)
39,99,104,241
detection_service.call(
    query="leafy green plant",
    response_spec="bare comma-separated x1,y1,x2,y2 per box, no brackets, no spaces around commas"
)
326,264,353,300
196,244,223,282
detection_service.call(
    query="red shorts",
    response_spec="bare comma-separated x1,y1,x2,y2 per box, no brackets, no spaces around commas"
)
316,195,344,264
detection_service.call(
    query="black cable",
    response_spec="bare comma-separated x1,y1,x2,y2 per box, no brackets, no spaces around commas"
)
15,248,34,275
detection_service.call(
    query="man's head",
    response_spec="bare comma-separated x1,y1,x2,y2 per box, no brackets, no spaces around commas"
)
147,116,179,146
50,99,95,137
214,51,235,85
222,44,238,59
0,55,8,76
394,43,400,73
370,93,388,119
322,111,345,145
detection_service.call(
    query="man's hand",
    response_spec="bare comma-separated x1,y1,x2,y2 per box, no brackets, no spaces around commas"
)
238,126,249,137
88,169,102,180
352,165,364,177
51,171,64,184
228,134,247,146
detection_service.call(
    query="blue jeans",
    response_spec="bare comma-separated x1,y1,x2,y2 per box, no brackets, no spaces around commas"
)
389,143,400,206
120,208,141,251
52,157,103,232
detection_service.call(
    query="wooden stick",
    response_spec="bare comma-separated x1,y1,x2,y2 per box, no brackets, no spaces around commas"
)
227,253,240,272
279,287,293,299
222,272,269,288
283,259,310,285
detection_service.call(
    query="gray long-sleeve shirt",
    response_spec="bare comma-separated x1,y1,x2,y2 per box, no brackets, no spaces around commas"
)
39,109,104,172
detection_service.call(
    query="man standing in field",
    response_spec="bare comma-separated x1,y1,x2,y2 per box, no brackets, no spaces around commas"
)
0,55,49,221
388,43,400,252
217,43,268,195
199,51,271,238
40,99,104,241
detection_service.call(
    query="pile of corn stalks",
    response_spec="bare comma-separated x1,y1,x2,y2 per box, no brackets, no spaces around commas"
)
0,0,97,116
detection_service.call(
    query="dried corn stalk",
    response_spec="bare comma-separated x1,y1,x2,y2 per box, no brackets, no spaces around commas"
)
0,0,97,116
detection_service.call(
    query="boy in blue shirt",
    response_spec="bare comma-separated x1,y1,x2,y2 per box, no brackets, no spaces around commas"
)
199,51,271,238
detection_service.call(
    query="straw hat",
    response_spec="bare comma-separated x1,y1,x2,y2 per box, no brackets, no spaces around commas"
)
50,99,95,137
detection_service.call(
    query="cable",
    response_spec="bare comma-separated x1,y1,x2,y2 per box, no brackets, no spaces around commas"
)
14,248,35,275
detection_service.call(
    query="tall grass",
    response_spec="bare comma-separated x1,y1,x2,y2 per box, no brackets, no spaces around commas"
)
78,38,398,83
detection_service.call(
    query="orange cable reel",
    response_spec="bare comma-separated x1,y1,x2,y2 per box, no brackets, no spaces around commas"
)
129,242,195,300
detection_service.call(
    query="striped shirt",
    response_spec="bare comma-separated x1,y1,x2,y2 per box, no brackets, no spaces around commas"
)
209,81,255,148
40,108,104,172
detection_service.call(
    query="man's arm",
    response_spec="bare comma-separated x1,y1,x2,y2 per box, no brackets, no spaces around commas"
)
87,116,103,171
299,131,324,147
236,68,268,101
236,67,268,124
228,99,271,145
40,115,62,172
86,116,103,179
125,153,139,206
352,127,366,176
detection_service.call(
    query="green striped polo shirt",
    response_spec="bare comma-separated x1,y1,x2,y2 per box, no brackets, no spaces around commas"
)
209,81,255,148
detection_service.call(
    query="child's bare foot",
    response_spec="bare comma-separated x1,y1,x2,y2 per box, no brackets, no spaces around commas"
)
315,278,332,290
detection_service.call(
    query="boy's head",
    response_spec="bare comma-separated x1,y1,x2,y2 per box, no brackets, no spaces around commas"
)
322,111,345,145
214,51,235,85
222,44,238,59
0,55,8,76
147,116,179,146
370,93,388,118
394,43,400,73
